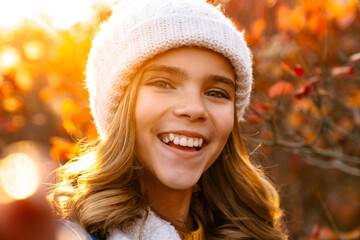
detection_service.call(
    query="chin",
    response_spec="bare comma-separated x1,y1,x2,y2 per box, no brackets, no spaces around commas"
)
159,171,201,191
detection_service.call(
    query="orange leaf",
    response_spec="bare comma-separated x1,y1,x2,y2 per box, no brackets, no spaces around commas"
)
61,99,91,138
38,88,53,103
268,81,293,98
339,228,360,239
347,90,360,108
251,19,266,39
287,112,304,128
326,0,357,29
276,5,305,33
303,0,326,13
50,137,78,162
85,123,99,139
307,13,327,35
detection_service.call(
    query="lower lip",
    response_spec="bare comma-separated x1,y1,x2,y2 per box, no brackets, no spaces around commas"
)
158,139,205,159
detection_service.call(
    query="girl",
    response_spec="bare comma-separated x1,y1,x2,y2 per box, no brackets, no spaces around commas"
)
50,0,287,239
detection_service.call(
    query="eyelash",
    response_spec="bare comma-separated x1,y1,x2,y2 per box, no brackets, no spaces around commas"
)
205,89,230,99
148,80,231,100
149,80,173,89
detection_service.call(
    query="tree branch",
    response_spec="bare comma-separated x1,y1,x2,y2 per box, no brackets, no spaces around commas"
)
243,136,360,164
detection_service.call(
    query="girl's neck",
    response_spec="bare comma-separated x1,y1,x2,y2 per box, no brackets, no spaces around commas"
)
150,189,195,232
142,173,194,232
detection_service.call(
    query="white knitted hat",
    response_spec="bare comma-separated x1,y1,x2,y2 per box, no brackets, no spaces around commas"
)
86,0,253,137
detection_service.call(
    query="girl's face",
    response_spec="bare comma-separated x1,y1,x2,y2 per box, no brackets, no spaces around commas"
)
135,47,235,191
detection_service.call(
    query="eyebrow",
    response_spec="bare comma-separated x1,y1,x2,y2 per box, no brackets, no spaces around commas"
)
143,65,188,79
143,64,235,90
207,74,236,90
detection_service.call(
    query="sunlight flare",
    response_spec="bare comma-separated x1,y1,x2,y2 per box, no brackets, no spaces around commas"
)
0,0,117,30
0,153,40,200
0,46,21,69
46,0,94,30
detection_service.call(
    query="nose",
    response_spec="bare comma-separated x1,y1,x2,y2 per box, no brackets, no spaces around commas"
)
173,91,208,121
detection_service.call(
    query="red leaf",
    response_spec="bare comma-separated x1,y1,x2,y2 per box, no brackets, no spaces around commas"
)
313,226,337,239
283,62,305,77
293,66,305,77
246,100,270,124
4,121,20,133
246,112,261,124
350,52,360,62
312,225,320,239
268,81,293,98
252,100,265,114
331,65,355,78
294,77,319,99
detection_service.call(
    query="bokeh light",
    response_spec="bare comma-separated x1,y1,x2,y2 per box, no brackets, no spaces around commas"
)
23,41,44,61
0,0,117,30
0,0,40,28
0,153,40,201
0,0,358,238
0,142,55,203
2,96,23,113
47,0,94,30
0,46,21,69
14,69,33,92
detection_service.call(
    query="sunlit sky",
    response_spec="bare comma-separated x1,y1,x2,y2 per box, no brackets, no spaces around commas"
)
0,0,117,30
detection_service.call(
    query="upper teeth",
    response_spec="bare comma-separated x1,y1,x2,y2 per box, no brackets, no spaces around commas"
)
161,133,204,148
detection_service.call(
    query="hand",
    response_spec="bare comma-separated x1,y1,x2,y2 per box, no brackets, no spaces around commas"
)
0,193,56,240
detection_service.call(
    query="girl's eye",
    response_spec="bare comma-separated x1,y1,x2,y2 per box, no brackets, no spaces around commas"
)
205,90,230,99
150,80,172,89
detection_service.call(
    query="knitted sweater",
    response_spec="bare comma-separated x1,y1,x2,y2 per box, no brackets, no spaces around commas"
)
56,210,204,240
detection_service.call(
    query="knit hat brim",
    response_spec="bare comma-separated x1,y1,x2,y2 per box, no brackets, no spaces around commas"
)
86,0,253,137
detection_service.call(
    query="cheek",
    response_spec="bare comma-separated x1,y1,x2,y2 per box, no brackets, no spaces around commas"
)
134,90,152,152
135,89,160,129
134,91,155,172
134,88,166,154
204,108,234,171
135,87,169,117
214,104,234,139
206,105,234,167
135,89,152,120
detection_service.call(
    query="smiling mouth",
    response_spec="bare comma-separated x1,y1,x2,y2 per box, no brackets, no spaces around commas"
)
158,133,205,152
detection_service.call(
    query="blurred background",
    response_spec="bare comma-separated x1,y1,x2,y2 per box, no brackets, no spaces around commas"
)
0,0,359,239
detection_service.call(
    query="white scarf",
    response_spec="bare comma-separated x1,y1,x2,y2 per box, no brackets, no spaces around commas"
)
108,210,181,240
57,211,181,240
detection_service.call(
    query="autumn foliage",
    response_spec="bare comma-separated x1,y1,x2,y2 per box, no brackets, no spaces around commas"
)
0,0,359,239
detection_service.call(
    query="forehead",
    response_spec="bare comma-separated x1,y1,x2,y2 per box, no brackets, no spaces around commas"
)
142,47,236,80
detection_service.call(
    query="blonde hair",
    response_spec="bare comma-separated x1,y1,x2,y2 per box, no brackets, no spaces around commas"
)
49,68,287,239
196,121,286,239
